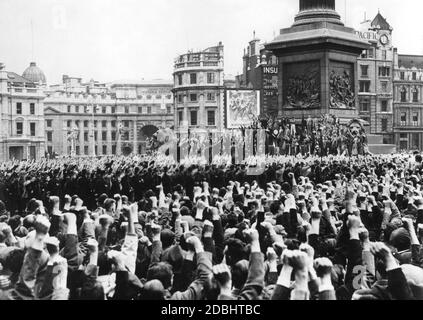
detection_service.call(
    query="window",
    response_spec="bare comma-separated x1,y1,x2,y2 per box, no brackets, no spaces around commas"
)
381,81,388,92
84,146,89,155
367,48,374,58
178,74,183,85
400,72,405,80
207,110,216,126
156,95,162,99
413,72,417,80
401,88,407,102
178,95,183,103
166,106,172,114
75,120,80,127
382,50,387,60
16,103,22,115
207,73,215,83
67,105,71,113
166,95,172,100
47,146,53,154
76,146,80,155
16,122,23,135
111,132,116,140
379,67,390,77
102,145,107,155
190,94,197,102
94,120,98,128
102,131,107,141
359,99,370,112
146,95,152,100
190,73,197,84
207,93,216,101
401,112,407,125
412,134,420,149
67,120,71,127
381,118,388,132
124,120,130,127
413,112,419,125
413,89,419,102
47,132,53,142
138,107,142,114
112,145,116,155
111,121,116,128
75,106,79,113
102,106,107,114
94,132,98,141
84,132,88,142
30,103,35,115
190,110,198,126
381,100,388,112
102,120,107,128
125,106,129,114
147,106,152,114
111,106,116,114
30,123,36,136
46,120,52,128
178,111,183,125
83,121,88,128
359,81,371,93
361,65,369,77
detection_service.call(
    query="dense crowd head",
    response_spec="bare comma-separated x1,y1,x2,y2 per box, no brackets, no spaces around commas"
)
1,153,423,300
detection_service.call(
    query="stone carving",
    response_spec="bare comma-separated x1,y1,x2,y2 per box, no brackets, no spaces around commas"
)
329,70,355,109
286,71,320,109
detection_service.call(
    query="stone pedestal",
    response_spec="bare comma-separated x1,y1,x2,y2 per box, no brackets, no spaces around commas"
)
265,0,369,123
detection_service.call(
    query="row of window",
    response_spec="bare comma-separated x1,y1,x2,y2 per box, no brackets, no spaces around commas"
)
63,119,143,129
360,66,391,77
65,145,118,156
359,80,390,93
399,71,420,81
177,110,216,126
64,105,172,114
177,72,217,86
15,102,36,115
359,99,390,112
399,87,420,103
176,92,217,103
15,122,37,136
399,111,420,126
360,48,388,60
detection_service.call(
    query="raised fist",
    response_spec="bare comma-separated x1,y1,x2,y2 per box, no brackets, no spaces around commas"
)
243,228,259,242
212,264,231,287
86,238,99,253
369,242,393,261
313,257,333,278
289,250,309,271
266,247,278,263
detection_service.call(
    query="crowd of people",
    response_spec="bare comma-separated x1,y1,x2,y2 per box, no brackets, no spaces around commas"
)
0,152,423,300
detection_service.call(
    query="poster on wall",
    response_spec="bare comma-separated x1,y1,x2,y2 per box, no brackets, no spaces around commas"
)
226,90,260,129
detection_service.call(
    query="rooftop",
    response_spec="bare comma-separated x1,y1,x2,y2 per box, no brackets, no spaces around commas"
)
398,55,423,69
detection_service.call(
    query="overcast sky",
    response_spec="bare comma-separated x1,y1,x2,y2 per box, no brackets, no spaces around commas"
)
1,0,422,85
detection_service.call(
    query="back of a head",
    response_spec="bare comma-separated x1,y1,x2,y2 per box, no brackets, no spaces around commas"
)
147,262,173,289
232,259,249,289
140,280,165,300
389,227,411,252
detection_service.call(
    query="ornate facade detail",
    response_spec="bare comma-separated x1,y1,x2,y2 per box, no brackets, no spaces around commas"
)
286,71,320,109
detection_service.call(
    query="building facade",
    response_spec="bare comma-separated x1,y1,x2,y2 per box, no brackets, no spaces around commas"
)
356,13,395,144
393,55,423,151
173,43,225,133
236,34,279,115
44,77,174,157
0,62,46,161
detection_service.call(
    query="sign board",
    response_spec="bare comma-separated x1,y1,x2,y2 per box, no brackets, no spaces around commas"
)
262,65,279,114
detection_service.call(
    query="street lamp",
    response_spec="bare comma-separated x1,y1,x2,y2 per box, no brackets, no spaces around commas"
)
87,96,97,157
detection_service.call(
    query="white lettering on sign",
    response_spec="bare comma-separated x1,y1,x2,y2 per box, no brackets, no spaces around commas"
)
355,31,378,41
263,66,278,74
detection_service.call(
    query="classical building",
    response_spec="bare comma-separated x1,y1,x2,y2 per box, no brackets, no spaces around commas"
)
172,43,225,134
0,62,46,161
393,55,423,151
356,12,395,144
44,77,174,157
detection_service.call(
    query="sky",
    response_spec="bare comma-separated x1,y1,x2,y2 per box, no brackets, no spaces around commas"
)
1,0,422,85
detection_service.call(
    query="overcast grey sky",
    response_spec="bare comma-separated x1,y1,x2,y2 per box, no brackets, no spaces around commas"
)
1,0,422,85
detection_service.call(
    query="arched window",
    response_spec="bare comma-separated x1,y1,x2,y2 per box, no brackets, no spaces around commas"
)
412,87,419,102
400,86,407,102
